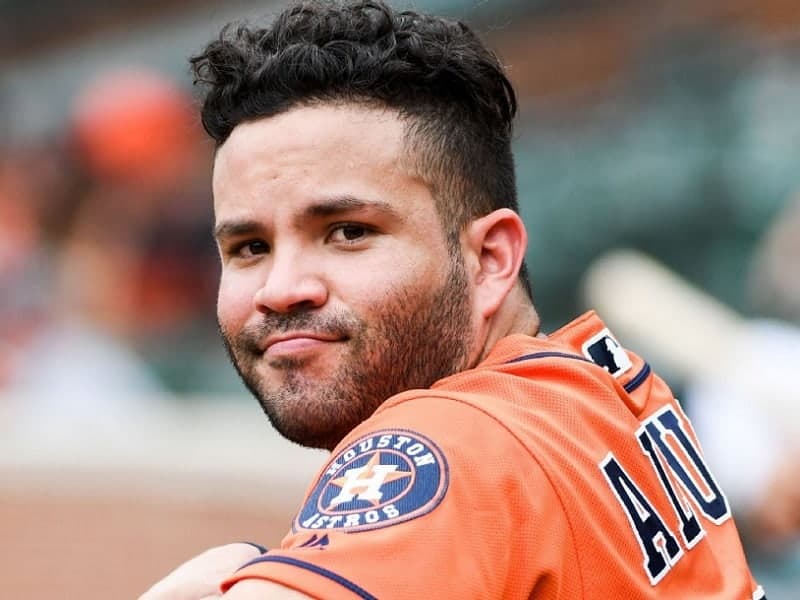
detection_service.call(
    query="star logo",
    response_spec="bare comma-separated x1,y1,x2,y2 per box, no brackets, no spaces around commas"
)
327,452,412,509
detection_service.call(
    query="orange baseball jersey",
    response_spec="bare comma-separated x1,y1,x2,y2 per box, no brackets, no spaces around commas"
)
223,311,764,599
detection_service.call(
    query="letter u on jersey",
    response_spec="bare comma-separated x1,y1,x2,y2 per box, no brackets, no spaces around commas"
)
599,405,731,585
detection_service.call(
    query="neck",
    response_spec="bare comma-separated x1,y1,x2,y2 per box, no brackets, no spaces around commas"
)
474,285,540,364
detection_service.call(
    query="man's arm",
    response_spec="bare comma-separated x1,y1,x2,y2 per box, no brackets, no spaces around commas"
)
139,543,312,600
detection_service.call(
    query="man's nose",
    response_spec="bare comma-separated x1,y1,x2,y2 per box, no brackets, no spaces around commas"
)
252,250,328,314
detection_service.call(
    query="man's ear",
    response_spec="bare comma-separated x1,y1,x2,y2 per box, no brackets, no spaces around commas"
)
465,208,528,319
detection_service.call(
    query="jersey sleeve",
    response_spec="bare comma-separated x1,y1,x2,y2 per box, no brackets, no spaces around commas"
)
221,393,575,600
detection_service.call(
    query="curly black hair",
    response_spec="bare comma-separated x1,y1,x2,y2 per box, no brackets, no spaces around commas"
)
191,0,531,298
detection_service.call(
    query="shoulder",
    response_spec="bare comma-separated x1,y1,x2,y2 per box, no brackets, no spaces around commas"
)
291,389,566,537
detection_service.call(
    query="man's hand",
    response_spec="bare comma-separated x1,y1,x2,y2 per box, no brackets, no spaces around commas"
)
139,543,264,600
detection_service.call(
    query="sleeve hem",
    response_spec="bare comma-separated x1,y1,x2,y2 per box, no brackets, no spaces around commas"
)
222,554,378,600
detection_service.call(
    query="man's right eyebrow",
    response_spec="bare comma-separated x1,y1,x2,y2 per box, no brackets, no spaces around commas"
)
213,220,263,240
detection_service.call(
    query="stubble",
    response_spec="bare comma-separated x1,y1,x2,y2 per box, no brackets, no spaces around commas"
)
220,254,473,450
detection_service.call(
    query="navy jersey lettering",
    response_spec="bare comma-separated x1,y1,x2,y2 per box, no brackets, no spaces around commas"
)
643,406,731,524
637,428,704,548
601,405,732,585
600,453,683,584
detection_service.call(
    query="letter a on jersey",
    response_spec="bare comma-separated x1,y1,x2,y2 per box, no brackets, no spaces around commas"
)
600,453,683,584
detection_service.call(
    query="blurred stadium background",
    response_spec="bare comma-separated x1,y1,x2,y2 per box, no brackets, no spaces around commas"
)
2,0,799,597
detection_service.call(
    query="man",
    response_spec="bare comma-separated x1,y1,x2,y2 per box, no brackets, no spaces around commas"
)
142,1,763,598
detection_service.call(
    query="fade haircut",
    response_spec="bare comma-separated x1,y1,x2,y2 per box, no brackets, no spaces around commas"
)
190,0,532,299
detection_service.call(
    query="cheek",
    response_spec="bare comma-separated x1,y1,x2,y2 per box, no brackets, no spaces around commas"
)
341,260,417,303
364,240,444,284
216,271,257,333
392,252,448,291
344,255,444,314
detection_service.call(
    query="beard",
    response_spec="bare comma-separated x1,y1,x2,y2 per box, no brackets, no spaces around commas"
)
219,254,473,450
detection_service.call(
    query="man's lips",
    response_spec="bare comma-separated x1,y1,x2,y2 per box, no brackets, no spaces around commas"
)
261,332,346,356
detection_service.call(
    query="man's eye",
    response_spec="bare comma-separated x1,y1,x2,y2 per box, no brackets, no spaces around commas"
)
234,240,270,257
329,224,369,243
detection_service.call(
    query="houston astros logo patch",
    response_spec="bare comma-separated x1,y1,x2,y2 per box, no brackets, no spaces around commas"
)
295,429,449,533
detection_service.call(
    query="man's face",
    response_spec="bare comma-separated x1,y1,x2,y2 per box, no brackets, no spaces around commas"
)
213,104,474,450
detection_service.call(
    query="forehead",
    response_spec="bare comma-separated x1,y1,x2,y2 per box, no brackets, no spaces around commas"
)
212,104,428,218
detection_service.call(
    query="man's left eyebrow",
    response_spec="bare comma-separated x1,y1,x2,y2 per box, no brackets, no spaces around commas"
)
213,219,262,241
301,195,404,221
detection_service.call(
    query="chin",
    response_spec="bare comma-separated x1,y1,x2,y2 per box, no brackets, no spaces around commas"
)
255,386,355,451
274,417,350,451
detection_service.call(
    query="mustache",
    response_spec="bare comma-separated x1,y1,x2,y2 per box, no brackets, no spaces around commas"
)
236,310,358,354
